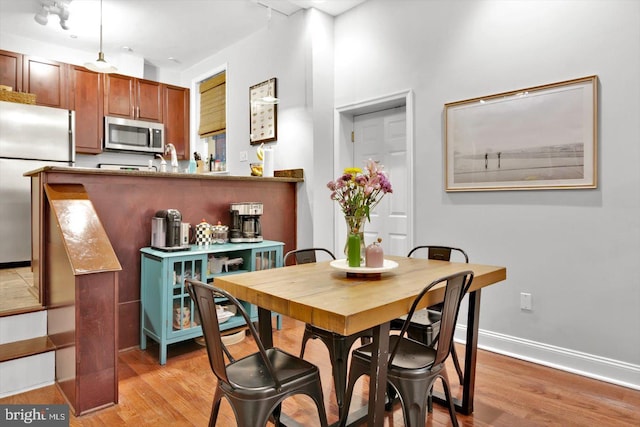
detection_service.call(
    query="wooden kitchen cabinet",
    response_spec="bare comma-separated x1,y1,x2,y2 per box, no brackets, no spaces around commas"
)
70,66,103,154
22,55,69,109
0,49,22,92
164,84,190,160
1,49,192,157
0,51,68,108
137,79,163,122
104,74,163,122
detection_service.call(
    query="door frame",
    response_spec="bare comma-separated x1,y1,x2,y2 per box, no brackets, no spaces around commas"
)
332,89,415,255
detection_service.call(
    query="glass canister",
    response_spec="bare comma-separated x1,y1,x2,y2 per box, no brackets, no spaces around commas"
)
211,221,229,244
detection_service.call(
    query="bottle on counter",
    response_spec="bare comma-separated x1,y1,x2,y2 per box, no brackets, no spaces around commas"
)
209,154,215,172
347,233,361,267
366,237,384,268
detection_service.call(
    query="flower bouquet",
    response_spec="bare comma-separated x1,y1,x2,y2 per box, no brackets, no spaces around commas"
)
327,159,393,266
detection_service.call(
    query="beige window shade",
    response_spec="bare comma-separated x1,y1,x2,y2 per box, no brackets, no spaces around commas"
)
199,72,226,137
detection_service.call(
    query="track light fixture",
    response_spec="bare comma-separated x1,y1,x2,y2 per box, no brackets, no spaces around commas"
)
34,0,71,30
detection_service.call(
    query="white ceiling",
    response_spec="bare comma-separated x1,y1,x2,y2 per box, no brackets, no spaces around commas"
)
0,0,366,72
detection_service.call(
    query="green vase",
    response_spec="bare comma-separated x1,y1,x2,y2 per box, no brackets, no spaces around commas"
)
344,215,366,266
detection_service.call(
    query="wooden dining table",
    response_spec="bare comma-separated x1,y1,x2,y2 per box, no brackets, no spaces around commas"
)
214,255,507,427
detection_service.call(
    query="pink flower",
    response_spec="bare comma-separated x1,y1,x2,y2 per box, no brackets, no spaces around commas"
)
327,159,393,220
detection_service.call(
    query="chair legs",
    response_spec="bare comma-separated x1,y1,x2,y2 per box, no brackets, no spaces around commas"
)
209,387,224,427
300,324,371,410
387,374,458,427
435,371,459,427
339,354,367,427
451,344,464,383
342,356,460,427
299,324,314,358
209,378,328,427
232,396,282,427
325,335,350,410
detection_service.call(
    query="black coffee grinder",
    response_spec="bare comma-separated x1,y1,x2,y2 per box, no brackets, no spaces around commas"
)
151,209,185,251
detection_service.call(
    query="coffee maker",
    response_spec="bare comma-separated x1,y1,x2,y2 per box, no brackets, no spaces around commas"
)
151,209,189,251
229,202,263,243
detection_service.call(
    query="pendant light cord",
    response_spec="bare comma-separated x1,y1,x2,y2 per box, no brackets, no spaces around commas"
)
99,0,104,53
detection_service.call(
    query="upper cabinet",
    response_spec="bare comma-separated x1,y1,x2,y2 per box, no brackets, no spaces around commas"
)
104,74,163,122
1,49,189,156
0,50,69,109
22,55,69,109
70,66,104,154
164,85,190,161
137,79,164,122
0,50,22,92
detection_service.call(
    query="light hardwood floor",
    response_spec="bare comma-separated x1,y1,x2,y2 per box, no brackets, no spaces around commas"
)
1,316,639,426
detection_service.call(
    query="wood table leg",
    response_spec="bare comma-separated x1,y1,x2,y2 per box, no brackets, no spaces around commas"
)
460,288,481,415
431,288,481,415
257,306,273,348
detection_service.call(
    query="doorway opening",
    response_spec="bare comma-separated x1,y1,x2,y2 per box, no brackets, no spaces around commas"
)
333,89,414,256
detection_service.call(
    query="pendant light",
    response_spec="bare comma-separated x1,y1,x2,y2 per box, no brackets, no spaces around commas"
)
84,0,117,73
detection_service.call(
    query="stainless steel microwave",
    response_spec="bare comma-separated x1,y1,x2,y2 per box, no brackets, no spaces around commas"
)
104,116,164,154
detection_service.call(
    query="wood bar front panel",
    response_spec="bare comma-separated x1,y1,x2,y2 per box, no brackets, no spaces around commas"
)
38,171,298,350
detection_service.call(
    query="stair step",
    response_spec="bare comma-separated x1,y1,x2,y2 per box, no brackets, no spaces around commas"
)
0,336,55,363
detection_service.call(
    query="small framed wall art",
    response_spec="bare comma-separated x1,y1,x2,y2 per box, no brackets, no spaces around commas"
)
444,75,598,191
249,78,278,145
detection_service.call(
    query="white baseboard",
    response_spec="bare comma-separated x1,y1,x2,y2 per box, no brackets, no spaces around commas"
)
455,326,640,391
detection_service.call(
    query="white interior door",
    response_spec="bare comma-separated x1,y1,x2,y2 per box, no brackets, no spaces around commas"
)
353,106,409,256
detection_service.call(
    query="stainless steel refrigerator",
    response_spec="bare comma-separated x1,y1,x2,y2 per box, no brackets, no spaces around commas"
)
0,100,75,265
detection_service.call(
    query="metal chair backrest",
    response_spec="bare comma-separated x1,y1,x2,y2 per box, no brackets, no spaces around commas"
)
389,270,474,367
185,278,282,390
284,248,336,265
407,245,469,263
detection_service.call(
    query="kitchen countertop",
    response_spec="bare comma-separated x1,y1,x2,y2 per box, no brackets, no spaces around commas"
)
23,166,304,182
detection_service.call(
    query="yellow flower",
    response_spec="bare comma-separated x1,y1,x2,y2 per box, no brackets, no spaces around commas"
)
343,167,362,176
327,160,393,221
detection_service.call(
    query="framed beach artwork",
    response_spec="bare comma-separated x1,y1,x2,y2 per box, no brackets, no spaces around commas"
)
445,76,598,191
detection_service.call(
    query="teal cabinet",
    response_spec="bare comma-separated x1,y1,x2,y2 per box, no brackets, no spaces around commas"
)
140,241,283,364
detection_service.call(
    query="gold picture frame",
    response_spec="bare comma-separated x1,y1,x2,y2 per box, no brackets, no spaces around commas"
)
445,76,598,191
249,78,278,145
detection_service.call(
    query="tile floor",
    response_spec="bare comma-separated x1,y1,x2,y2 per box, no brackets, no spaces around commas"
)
0,267,40,314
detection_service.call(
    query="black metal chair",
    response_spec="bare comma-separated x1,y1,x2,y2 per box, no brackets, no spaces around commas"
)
390,245,469,384
340,270,474,427
185,278,328,427
283,248,373,410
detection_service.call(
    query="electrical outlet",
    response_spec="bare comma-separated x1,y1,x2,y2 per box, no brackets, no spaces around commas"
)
520,292,532,311
239,151,248,162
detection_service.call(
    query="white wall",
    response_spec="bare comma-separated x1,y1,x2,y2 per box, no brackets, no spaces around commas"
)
333,0,640,388
180,10,330,249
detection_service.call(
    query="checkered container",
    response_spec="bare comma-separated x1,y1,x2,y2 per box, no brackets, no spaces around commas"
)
195,219,213,246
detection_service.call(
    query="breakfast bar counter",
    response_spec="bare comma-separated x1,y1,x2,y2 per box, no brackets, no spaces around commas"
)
25,165,304,182
26,166,302,350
